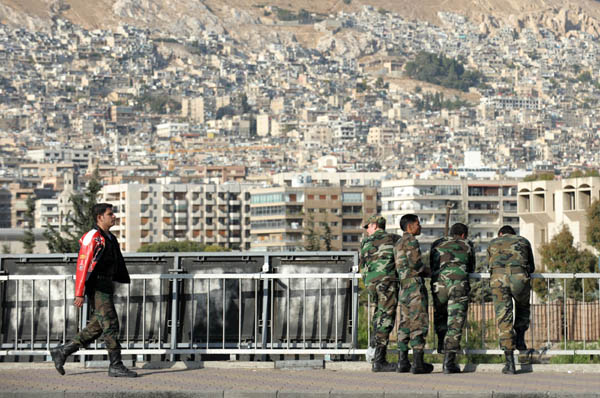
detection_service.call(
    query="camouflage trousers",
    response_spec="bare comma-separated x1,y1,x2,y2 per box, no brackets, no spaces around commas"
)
397,277,429,351
367,279,398,347
431,272,469,352
72,282,121,350
490,271,531,351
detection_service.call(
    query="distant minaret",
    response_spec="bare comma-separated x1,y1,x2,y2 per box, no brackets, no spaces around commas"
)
113,131,119,165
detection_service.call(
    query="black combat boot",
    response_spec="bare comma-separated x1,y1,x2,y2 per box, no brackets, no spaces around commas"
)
108,350,137,378
443,351,461,374
50,341,80,375
515,329,527,351
397,350,411,373
410,350,434,374
437,332,446,354
371,345,397,372
502,350,516,375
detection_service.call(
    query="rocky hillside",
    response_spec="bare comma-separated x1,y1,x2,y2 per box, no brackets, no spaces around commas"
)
3,0,600,42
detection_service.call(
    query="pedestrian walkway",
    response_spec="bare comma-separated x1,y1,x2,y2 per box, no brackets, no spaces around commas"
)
1,362,599,397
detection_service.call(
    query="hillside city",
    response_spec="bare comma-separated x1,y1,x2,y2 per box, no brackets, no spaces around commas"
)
1,6,600,268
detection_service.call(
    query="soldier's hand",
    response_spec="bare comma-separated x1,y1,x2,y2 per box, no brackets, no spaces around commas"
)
74,296,84,308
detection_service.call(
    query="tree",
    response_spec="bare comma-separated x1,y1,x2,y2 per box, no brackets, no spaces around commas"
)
321,219,333,251
21,195,36,253
587,199,600,254
44,169,102,253
304,213,320,251
137,241,230,252
533,225,598,301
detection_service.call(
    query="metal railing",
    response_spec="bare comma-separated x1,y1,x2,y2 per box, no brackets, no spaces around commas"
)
1,252,600,359
0,252,359,360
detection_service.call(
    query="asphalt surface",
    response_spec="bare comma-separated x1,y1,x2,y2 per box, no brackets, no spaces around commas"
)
0,362,599,397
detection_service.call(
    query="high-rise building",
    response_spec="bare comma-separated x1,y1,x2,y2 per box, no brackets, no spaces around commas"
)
381,178,519,261
248,185,379,252
99,182,254,252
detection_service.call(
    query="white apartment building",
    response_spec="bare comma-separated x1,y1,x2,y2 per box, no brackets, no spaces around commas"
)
35,198,60,229
99,182,253,252
518,176,600,269
156,122,189,140
26,148,90,168
381,178,519,261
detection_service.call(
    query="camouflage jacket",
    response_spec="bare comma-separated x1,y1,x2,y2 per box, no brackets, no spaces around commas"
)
359,229,400,286
487,234,535,274
394,232,428,280
430,236,475,280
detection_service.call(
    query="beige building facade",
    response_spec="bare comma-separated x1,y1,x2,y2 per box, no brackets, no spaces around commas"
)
518,176,600,269
249,185,379,252
99,182,254,252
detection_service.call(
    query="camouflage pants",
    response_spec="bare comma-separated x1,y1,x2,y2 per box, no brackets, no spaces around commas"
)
397,277,429,351
490,272,531,351
72,282,121,350
367,280,398,347
432,274,469,352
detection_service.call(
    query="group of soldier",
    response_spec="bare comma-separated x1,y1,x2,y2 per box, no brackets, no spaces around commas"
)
359,213,535,375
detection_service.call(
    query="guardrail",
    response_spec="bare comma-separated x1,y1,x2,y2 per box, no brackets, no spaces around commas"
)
1,253,599,360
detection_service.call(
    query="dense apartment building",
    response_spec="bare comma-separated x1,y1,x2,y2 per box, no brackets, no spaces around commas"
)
249,185,379,252
518,176,600,269
99,182,254,252
381,178,519,261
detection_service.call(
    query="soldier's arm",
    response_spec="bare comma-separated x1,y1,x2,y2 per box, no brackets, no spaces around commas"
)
406,236,427,276
467,241,476,274
526,240,535,274
358,240,366,276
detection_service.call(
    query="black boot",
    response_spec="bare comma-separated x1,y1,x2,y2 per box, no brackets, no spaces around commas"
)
108,350,137,378
437,332,446,354
397,350,411,373
371,345,396,372
502,350,516,375
411,350,434,374
50,341,80,375
515,329,527,351
443,351,461,374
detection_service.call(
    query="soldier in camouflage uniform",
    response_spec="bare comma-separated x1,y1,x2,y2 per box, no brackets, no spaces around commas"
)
359,214,400,372
487,225,535,375
394,214,433,374
430,223,475,374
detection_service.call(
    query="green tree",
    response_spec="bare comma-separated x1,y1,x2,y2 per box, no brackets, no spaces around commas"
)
137,240,229,252
587,200,600,254
21,195,36,253
304,213,320,251
533,225,598,301
321,219,333,251
44,169,102,253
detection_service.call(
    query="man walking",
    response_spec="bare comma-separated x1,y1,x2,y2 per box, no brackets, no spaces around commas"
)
359,214,399,372
488,225,535,375
51,203,137,377
430,223,475,374
394,214,433,374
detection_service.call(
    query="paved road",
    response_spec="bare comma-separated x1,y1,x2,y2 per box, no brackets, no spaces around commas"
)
0,362,599,397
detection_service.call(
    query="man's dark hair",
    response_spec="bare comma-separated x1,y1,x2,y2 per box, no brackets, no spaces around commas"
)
400,214,419,232
498,225,516,236
92,203,113,223
450,223,468,238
